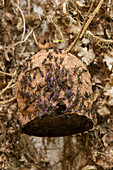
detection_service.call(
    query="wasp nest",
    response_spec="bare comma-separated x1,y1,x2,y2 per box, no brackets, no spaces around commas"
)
16,48,93,137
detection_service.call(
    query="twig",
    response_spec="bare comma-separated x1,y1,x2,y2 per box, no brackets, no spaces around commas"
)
11,0,26,40
86,30,113,44
80,0,104,38
69,0,84,19
0,70,17,96
13,28,34,46
51,18,65,42
33,31,38,45
2,0,4,7
0,96,17,105
66,0,94,53
28,0,31,15
0,71,14,77
13,25,39,46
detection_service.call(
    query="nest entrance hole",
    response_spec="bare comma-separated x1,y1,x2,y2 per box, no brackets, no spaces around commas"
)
55,102,66,115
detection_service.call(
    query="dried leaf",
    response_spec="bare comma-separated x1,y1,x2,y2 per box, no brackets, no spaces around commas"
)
82,38,90,45
104,86,113,106
65,24,81,34
96,158,104,166
81,49,95,65
103,53,113,71
82,165,97,170
97,104,110,117
102,134,108,147
0,83,7,89
76,1,85,7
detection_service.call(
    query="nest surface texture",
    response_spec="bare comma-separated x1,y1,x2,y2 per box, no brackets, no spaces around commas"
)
16,48,93,137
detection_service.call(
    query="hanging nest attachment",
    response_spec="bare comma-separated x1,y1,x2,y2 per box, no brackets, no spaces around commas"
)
16,48,93,137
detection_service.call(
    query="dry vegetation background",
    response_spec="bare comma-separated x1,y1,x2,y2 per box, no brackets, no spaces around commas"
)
0,0,113,170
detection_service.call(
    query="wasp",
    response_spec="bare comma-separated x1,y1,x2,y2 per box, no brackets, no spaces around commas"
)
20,79,24,86
40,70,44,77
28,95,31,102
85,92,89,98
61,79,67,84
48,102,53,111
58,97,65,101
60,57,64,64
42,58,47,64
56,63,60,69
69,74,72,82
24,92,29,98
73,67,79,75
54,57,58,62
54,48,58,54
83,109,86,116
50,91,55,98
78,77,82,84
33,111,37,117
28,82,35,89
73,110,78,114
65,69,68,77
23,105,29,110
62,65,65,72
59,49,62,53
28,74,32,81
46,48,49,52
44,98,47,107
78,103,83,111
23,63,28,71
68,95,74,102
45,73,49,81
18,67,22,76
53,93,59,101
49,55,53,61
65,89,68,97
33,71,37,79
38,94,42,101
47,52,52,58
72,98,79,107
43,90,46,96
28,114,32,120
30,62,33,69
47,93,51,101
23,84,27,90
83,105,87,115
37,84,41,91
45,63,52,67
26,58,32,62
54,67,58,74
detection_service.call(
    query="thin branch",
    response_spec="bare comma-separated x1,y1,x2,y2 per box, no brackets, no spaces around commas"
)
13,26,39,46
2,0,4,7
80,0,104,38
66,0,95,53
0,70,17,96
0,71,14,77
86,30,113,44
28,0,31,15
69,0,84,19
11,0,26,40
0,96,17,105
66,0,104,53
51,18,65,42
33,31,38,45
13,28,33,46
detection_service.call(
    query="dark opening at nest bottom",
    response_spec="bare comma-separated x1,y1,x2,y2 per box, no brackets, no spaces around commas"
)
22,114,93,137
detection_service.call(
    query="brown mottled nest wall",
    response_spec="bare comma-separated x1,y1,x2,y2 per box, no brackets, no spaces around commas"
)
16,48,93,137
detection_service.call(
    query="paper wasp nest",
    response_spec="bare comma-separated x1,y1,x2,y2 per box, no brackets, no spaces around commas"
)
16,48,93,137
